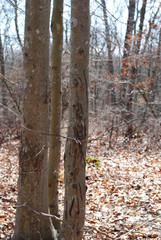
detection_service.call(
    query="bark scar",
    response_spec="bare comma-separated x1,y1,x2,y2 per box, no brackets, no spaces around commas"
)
69,198,75,217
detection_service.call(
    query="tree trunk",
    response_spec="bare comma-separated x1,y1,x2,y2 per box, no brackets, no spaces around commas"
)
60,0,90,239
101,0,114,75
135,0,147,54
0,34,7,122
13,0,57,239
142,4,160,54
122,0,136,77
13,0,24,51
121,0,136,135
48,0,63,230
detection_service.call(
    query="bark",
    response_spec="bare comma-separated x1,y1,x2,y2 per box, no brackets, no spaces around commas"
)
142,5,160,54
13,0,57,239
124,0,147,136
65,19,68,46
101,0,114,75
121,0,136,135
48,0,63,230
101,0,115,105
135,0,147,54
0,34,7,121
60,0,90,239
122,0,136,76
150,28,161,102
13,0,24,51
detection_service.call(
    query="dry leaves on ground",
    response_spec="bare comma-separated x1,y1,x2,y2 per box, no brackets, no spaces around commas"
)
0,129,161,239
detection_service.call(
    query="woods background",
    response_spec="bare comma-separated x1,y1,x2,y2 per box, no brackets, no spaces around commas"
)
0,0,160,146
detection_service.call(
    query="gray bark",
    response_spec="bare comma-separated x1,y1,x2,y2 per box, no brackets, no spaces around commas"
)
0,34,7,121
101,0,114,75
60,0,90,239
13,0,57,239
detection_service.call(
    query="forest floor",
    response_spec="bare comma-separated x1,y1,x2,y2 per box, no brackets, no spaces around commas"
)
0,124,161,239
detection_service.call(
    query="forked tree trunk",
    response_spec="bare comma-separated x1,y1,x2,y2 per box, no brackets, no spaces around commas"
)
13,1,57,239
48,0,63,230
60,0,90,239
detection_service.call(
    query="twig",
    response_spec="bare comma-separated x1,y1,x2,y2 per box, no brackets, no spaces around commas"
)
84,224,114,239
16,202,62,221
20,124,85,144
88,117,139,143
115,216,161,239
136,85,157,118
0,197,62,221
35,145,46,157
0,103,22,119
0,73,22,115
6,0,25,13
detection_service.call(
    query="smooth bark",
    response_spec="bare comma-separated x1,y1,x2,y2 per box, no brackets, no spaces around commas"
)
48,0,63,230
13,0,57,239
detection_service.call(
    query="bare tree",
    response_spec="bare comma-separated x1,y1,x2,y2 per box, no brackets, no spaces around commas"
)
101,0,114,74
13,0,24,51
122,0,136,77
48,0,63,230
134,0,147,54
60,0,90,239
13,0,57,239
120,0,136,136
0,34,7,121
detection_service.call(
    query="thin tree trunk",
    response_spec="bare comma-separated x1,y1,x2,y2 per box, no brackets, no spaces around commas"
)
121,0,136,135
135,0,147,54
13,0,57,239
124,0,147,136
0,34,7,121
101,0,114,75
101,0,115,105
60,0,90,239
142,5,160,54
122,0,136,76
13,0,24,51
48,0,63,230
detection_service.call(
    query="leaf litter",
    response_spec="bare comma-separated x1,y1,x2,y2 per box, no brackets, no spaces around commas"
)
0,127,161,239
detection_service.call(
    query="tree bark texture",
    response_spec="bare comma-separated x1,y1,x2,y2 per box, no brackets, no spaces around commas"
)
60,0,90,239
0,34,8,121
13,0,57,239
48,0,63,230
142,4,159,54
101,0,114,75
121,0,136,133
135,0,147,54
122,0,136,76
